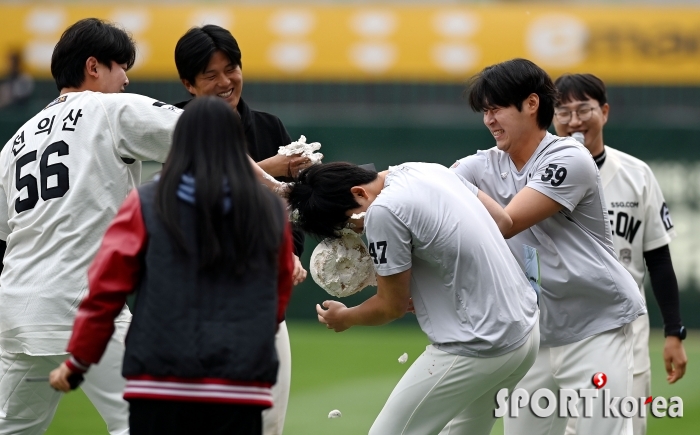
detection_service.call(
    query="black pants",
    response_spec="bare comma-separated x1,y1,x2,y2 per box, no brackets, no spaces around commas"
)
128,399,264,435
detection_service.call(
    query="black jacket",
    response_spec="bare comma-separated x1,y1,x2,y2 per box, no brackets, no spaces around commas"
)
122,182,285,383
175,98,304,255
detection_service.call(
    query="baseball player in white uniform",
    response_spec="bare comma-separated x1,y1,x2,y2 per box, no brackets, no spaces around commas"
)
288,161,540,435
553,73,687,435
451,59,646,435
0,19,181,434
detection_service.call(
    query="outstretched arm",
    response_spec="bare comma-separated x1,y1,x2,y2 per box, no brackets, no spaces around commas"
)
503,187,563,238
476,190,513,235
644,245,687,383
316,269,411,332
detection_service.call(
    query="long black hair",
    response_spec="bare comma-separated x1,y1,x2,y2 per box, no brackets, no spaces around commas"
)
156,96,281,274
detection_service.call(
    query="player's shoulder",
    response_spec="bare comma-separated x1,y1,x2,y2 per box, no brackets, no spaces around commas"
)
605,146,653,173
452,146,502,171
541,134,589,157
90,91,182,112
535,135,595,170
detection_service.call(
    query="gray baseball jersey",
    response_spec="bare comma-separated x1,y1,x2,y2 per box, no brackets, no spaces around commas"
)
0,91,181,355
452,133,646,347
365,162,538,357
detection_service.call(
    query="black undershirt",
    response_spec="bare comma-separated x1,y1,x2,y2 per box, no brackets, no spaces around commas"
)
598,152,682,333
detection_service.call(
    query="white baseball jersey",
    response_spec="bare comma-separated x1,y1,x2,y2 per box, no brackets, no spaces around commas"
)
365,163,538,357
600,145,675,374
600,146,676,288
0,91,181,355
452,132,646,347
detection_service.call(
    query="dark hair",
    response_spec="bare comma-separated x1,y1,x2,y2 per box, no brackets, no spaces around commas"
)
288,162,378,239
554,73,607,106
175,25,242,85
467,58,558,130
156,96,281,274
51,18,136,91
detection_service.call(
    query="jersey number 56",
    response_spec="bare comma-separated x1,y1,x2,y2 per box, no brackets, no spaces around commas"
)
15,140,70,213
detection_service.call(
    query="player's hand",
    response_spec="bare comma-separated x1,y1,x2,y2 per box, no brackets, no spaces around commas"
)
346,216,365,234
663,336,687,383
49,362,74,392
317,301,351,332
258,154,312,179
293,254,307,285
288,155,313,178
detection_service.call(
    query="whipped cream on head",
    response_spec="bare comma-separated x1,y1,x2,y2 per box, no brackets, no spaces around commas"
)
278,135,324,164
310,229,377,298
350,212,366,220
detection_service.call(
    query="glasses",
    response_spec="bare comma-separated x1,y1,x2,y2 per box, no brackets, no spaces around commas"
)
554,105,599,124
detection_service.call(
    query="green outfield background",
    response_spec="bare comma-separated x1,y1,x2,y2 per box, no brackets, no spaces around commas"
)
45,323,696,435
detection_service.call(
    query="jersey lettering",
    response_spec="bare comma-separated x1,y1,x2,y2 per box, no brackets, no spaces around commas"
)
14,140,70,213
368,241,388,264
61,109,83,132
35,116,56,136
15,151,39,213
660,202,673,231
11,131,25,156
609,210,642,244
540,164,568,186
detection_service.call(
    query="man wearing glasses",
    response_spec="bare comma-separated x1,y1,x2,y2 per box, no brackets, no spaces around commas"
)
554,73,687,435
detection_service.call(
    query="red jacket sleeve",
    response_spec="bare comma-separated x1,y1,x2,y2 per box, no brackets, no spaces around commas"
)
276,221,294,323
67,189,148,364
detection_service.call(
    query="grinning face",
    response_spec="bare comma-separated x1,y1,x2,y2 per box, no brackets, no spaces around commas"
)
482,100,536,154
96,61,129,93
553,96,609,156
182,50,243,110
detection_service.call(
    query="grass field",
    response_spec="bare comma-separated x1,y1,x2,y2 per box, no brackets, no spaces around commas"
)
46,323,697,435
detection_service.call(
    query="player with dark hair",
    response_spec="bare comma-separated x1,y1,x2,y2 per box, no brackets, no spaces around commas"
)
172,25,308,434
0,18,182,434
452,58,646,435
289,161,539,434
50,97,294,435
554,73,687,435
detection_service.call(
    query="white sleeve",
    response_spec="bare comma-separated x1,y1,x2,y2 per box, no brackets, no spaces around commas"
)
454,173,478,196
450,154,482,188
642,168,676,252
527,144,596,212
0,181,9,240
96,93,182,163
364,204,412,276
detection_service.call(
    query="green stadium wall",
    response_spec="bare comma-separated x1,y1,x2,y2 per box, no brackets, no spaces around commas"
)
1,81,698,328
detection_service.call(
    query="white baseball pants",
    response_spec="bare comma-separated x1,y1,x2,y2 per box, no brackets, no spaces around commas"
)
369,321,540,435
565,315,651,435
262,320,291,435
0,322,130,435
504,323,634,435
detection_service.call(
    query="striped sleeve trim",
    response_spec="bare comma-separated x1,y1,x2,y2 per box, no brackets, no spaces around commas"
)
123,379,273,407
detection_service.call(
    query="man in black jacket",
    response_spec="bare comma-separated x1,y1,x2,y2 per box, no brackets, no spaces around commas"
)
173,25,308,435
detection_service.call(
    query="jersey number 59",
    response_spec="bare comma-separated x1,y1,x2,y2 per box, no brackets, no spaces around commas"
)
15,140,70,213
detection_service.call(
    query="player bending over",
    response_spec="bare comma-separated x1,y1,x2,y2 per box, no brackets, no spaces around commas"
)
451,58,646,435
289,161,539,435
